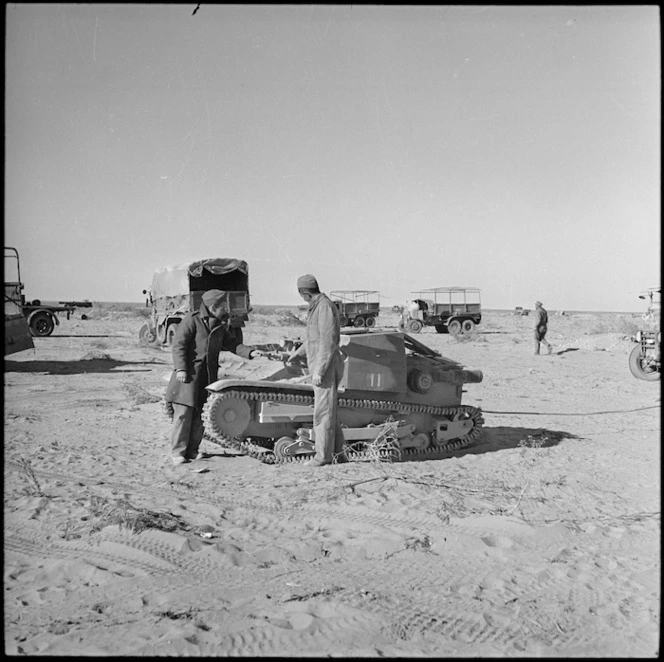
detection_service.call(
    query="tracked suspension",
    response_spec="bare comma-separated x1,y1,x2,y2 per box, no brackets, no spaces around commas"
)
190,387,484,465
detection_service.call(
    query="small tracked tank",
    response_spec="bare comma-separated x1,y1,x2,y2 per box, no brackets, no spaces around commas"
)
202,330,484,464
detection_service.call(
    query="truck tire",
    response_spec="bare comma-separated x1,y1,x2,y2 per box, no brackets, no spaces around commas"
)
398,319,406,332
365,316,376,328
628,344,660,381
28,311,55,337
462,319,475,334
407,319,423,333
353,317,365,328
138,323,157,345
340,316,349,326
447,319,461,335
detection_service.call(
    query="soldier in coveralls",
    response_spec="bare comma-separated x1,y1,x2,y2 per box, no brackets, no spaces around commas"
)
165,289,265,465
533,300,553,355
291,274,347,467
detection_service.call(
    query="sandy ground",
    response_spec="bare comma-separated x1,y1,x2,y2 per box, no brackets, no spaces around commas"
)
4,307,660,657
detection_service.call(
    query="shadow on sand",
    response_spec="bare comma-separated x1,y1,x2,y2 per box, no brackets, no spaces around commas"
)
400,425,582,463
4,358,168,375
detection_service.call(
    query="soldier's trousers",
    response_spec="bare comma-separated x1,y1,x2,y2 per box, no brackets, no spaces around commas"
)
171,402,204,459
534,326,552,354
312,358,345,463
312,383,345,463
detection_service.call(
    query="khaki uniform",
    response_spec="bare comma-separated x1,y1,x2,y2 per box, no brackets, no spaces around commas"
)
533,305,552,355
304,293,345,463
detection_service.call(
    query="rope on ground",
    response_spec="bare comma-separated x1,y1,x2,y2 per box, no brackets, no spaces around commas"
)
481,405,660,416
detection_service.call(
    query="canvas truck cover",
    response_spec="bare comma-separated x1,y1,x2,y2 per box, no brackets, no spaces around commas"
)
150,258,249,299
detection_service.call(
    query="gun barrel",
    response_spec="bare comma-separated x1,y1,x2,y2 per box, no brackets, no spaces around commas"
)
434,368,484,385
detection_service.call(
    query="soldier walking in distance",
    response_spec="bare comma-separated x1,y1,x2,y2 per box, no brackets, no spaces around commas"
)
165,289,265,465
290,274,347,467
533,300,553,355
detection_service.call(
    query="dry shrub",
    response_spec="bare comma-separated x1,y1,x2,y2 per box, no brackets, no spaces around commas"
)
454,330,487,343
88,495,187,534
84,302,150,320
122,380,161,405
80,350,114,361
586,316,640,336
17,458,44,496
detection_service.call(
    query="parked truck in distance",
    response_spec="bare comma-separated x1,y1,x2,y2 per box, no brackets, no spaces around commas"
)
4,246,91,340
140,257,250,348
399,287,482,335
331,290,380,328
4,247,34,355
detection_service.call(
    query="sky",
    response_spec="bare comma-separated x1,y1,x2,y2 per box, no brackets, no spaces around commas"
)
5,4,661,311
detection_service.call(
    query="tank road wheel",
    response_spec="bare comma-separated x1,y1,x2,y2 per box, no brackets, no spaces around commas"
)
407,319,423,333
273,436,315,461
365,316,377,328
447,319,461,335
461,319,475,334
138,323,157,345
29,311,55,337
353,316,366,328
340,315,349,327
629,345,661,381
166,324,178,347
206,395,252,438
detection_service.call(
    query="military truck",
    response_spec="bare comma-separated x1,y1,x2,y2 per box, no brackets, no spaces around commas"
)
4,247,92,339
140,257,250,347
4,247,34,355
399,287,482,335
331,290,380,328
629,287,660,381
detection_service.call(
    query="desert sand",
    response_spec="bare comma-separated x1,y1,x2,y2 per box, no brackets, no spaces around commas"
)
4,306,660,657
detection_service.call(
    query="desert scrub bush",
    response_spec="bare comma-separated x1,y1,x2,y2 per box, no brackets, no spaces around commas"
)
454,330,486,343
250,310,305,327
122,379,162,405
586,315,639,336
87,495,188,534
84,302,150,320
17,458,45,497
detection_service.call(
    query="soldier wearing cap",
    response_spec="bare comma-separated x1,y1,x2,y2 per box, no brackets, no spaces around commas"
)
290,274,347,467
165,289,265,465
533,300,552,355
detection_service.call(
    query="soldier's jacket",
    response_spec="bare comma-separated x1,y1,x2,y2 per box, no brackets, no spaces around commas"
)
305,293,344,385
165,303,253,410
534,307,548,329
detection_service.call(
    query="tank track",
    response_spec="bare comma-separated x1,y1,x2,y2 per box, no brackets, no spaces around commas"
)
200,387,484,465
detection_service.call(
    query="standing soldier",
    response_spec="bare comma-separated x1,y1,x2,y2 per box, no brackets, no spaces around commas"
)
290,274,347,467
533,300,553,355
165,289,265,465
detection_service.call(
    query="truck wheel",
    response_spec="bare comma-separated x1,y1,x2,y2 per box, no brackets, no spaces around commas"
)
353,317,366,328
365,316,376,328
462,319,475,334
407,319,423,333
29,311,55,337
340,316,349,326
447,319,461,335
398,318,406,332
629,344,660,381
138,323,157,345
166,324,178,347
